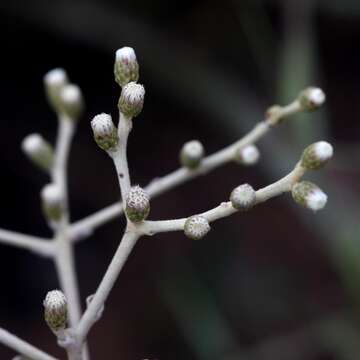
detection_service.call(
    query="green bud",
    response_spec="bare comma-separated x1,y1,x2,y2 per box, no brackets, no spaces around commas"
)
184,215,210,240
91,113,119,151
301,141,333,170
43,290,67,332
179,140,204,169
118,82,145,118
292,181,327,212
298,87,325,112
114,47,139,87
230,183,256,211
125,186,150,222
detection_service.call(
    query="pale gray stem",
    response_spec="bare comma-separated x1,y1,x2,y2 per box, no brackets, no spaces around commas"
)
110,111,132,205
76,231,140,342
0,328,57,360
0,229,53,256
51,116,89,360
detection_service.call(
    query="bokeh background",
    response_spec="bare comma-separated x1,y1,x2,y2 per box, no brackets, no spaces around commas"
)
0,0,359,359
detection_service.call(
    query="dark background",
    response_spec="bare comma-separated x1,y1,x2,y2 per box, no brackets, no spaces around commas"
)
0,0,360,359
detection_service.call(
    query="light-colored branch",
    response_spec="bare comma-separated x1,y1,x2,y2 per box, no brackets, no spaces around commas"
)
50,116,89,360
0,229,53,256
110,111,132,205
0,328,57,360
76,231,139,342
52,116,82,327
70,101,302,239
136,162,306,235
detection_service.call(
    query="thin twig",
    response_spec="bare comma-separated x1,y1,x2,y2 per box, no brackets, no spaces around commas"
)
136,162,306,235
77,231,139,341
0,229,53,256
0,328,57,360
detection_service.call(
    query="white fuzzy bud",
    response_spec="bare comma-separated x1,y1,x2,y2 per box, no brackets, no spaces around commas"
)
125,186,150,222
230,183,256,211
21,133,54,171
118,82,145,118
184,215,211,240
59,84,84,120
292,181,327,212
298,87,325,111
114,47,139,87
301,141,333,170
43,290,67,332
91,113,118,151
41,183,63,221
44,68,69,113
234,144,260,166
179,140,205,169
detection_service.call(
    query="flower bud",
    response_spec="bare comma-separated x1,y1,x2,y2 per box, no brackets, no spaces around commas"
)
21,133,54,171
234,144,260,166
230,183,256,211
184,215,210,240
41,184,63,221
43,290,67,332
125,186,150,222
292,181,327,212
114,47,139,87
179,140,205,169
91,113,119,151
118,82,145,118
301,141,333,170
298,87,325,111
44,68,69,113
59,84,84,120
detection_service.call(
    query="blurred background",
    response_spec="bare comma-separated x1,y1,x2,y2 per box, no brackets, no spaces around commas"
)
0,0,359,359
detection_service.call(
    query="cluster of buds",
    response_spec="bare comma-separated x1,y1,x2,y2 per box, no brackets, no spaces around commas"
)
44,68,84,120
125,186,150,222
21,133,54,171
234,144,260,166
180,140,205,169
184,215,211,240
43,290,67,333
230,184,256,211
91,113,119,152
41,183,63,222
114,47,145,119
292,140,333,212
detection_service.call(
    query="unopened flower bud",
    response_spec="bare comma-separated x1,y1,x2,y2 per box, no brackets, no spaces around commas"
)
298,87,325,112
44,68,69,113
118,82,145,118
184,215,210,240
114,47,139,87
301,141,333,170
59,84,84,120
230,183,256,211
292,181,327,212
125,186,150,222
91,113,118,151
41,184,63,221
234,144,260,166
43,290,67,332
21,133,54,171
179,140,204,169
